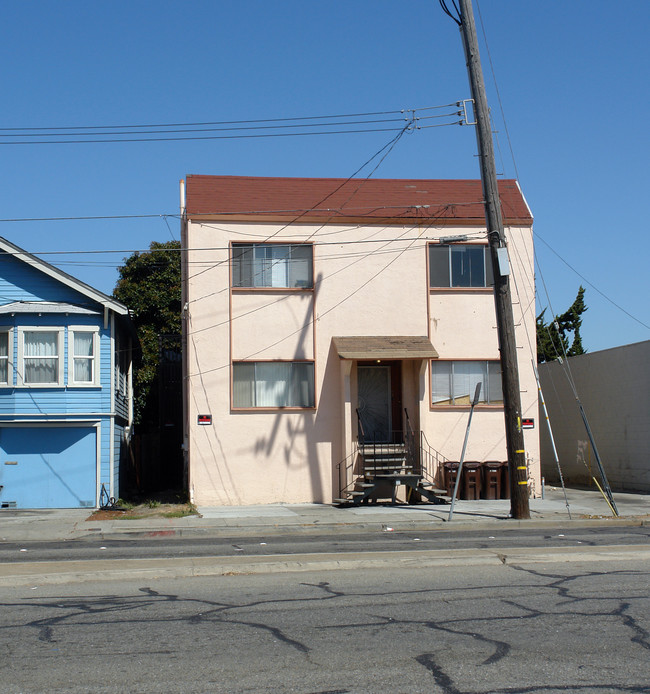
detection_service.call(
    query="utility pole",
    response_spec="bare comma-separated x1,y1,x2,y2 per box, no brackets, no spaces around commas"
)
458,0,530,519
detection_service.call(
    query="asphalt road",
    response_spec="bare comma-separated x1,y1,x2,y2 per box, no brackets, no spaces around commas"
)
1,556,649,693
2,524,650,564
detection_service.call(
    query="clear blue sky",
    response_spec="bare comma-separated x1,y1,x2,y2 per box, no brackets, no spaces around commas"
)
1,1,648,353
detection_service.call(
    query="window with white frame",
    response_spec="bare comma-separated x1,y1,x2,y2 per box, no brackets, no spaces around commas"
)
18,328,64,386
429,244,494,288
0,329,11,385
232,243,313,289
233,361,315,408
115,334,129,396
69,327,99,385
431,360,503,406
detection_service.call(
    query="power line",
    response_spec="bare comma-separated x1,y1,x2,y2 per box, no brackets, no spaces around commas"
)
0,213,177,223
0,126,417,145
0,114,460,140
534,232,650,331
0,104,461,132
0,104,464,145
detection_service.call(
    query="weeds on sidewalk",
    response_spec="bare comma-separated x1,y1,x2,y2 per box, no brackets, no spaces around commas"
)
87,490,198,521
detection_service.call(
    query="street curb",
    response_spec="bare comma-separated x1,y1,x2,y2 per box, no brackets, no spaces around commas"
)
69,515,650,542
2,544,649,587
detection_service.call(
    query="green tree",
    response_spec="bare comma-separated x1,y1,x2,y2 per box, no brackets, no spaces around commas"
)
536,286,587,363
113,241,181,426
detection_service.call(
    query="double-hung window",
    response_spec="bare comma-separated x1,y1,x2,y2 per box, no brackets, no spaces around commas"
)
232,243,313,289
431,360,503,406
69,327,99,386
233,361,315,408
18,328,64,386
0,329,12,385
429,244,493,288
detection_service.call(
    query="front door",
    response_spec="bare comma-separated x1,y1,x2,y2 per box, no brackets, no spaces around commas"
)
357,366,392,443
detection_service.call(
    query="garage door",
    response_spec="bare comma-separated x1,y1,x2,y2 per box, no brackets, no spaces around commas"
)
0,426,97,509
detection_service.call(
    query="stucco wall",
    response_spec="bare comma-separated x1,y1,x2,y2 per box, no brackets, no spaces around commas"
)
538,341,650,492
185,219,539,505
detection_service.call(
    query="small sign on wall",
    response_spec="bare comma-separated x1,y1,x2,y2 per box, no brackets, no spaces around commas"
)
198,414,212,425
522,418,534,429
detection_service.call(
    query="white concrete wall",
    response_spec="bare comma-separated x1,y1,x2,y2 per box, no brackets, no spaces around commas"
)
538,341,650,492
185,219,539,505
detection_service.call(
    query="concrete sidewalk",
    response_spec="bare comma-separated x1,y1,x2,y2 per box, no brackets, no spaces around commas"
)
1,487,648,543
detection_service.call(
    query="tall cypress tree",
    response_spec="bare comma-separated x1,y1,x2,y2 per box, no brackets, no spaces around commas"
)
537,286,587,363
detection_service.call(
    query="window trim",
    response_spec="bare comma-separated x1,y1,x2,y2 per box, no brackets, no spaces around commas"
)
428,242,494,290
231,359,316,410
230,242,314,291
430,359,503,408
68,326,100,387
0,327,14,387
115,333,129,397
17,326,65,388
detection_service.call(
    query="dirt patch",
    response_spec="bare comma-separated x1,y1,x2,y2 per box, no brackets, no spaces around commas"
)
87,503,197,521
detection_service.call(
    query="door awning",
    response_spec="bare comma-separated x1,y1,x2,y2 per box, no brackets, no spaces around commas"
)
332,336,438,360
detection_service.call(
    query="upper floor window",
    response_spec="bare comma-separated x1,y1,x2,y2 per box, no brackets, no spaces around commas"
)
429,244,493,288
232,243,313,289
19,328,64,386
69,327,99,386
431,360,503,406
0,330,11,385
233,361,315,408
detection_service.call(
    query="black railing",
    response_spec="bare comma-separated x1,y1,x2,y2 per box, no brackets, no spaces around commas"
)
336,409,450,500
403,408,418,473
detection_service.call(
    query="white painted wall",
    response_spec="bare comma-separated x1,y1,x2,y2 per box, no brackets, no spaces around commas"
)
538,341,650,492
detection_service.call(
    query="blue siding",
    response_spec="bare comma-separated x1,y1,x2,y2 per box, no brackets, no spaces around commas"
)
0,314,112,415
113,422,126,500
0,252,98,307
0,247,133,508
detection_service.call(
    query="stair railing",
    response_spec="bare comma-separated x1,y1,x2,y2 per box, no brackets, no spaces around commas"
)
403,408,418,473
335,439,361,500
420,430,449,488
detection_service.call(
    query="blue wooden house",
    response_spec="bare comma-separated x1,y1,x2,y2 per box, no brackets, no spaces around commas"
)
0,236,134,509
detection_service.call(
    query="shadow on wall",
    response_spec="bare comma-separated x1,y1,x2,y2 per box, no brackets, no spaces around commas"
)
250,272,339,503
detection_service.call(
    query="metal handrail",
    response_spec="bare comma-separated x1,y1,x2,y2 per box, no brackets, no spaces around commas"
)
420,430,449,488
335,440,361,499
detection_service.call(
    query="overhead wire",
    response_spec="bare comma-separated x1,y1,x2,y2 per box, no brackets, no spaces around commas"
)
186,215,439,376
534,233,649,331
0,104,460,132
0,104,463,145
185,122,415,283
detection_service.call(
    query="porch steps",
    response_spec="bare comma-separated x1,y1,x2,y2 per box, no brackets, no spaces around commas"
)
335,451,449,506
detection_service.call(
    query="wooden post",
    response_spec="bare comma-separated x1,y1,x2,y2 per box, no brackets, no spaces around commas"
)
458,0,530,519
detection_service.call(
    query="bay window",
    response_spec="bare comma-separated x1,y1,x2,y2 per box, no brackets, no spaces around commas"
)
233,361,315,408
431,360,503,406
232,243,313,289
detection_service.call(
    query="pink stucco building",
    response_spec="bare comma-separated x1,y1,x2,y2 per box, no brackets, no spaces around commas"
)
180,175,539,506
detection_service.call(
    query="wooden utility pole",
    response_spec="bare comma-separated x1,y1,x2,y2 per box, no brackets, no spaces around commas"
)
458,0,530,519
